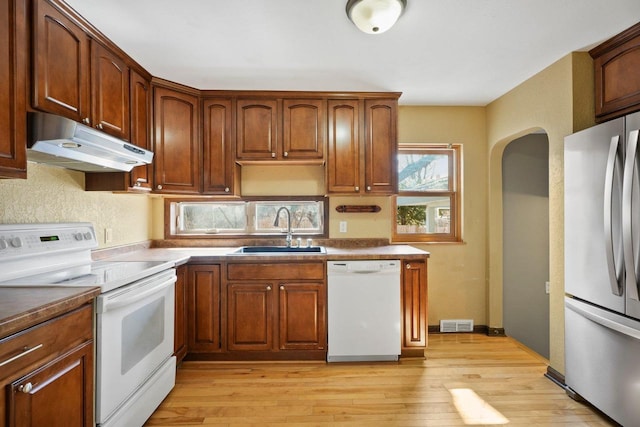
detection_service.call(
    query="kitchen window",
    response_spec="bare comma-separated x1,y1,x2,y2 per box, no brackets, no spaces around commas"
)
167,197,327,238
392,144,462,243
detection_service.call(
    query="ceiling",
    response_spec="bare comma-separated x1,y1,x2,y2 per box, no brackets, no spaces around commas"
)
63,0,640,106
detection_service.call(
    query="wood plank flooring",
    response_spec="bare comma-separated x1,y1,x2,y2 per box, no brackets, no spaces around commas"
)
145,334,615,426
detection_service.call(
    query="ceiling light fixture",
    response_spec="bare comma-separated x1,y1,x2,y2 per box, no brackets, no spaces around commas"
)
346,0,406,34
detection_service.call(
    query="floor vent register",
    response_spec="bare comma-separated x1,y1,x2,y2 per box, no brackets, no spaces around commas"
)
440,319,474,333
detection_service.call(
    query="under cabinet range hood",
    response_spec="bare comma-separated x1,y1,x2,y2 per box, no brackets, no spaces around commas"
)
27,112,153,172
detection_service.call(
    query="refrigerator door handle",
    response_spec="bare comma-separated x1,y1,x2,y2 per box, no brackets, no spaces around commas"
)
566,297,640,340
604,135,624,296
623,129,640,301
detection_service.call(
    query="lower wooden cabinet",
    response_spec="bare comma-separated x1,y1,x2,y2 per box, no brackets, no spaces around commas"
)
227,282,274,351
0,304,94,427
174,264,188,363
278,282,325,351
401,260,428,357
187,264,222,353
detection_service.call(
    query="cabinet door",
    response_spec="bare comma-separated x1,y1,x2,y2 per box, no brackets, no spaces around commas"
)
129,69,152,190
90,41,129,140
227,282,274,351
174,265,188,362
0,0,27,179
364,99,397,194
278,282,326,350
32,0,90,123
10,341,93,427
282,99,325,160
188,265,222,353
153,86,200,193
203,98,235,194
401,260,427,354
327,99,360,193
236,99,278,160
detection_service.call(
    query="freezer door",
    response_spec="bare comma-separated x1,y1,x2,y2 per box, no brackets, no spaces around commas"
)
564,117,625,312
565,297,640,426
624,112,640,318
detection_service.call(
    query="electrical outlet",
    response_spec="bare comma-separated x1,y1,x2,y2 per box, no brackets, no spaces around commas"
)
105,228,113,244
545,281,550,294
339,221,347,233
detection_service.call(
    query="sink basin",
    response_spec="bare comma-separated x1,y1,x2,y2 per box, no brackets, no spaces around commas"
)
233,246,326,254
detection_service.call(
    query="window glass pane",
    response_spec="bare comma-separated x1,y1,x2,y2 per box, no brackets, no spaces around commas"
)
398,153,450,191
179,202,247,233
396,196,451,234
255,202,323,233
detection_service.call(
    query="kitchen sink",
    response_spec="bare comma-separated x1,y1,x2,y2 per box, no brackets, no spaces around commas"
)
232,246,326,254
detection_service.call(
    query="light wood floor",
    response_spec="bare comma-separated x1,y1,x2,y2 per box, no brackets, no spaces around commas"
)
145,334,614,426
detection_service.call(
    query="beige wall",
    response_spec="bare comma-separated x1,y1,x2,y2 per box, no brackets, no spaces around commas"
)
398,106,488,326
0,163,153,248
485,52,594,374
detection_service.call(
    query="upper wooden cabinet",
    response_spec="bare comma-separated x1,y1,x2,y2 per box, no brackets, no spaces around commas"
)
0,0,27,179
327,97,398,194
32,1,131,140
153,84,201,194
236,98,325,162
203,97,235,194
90,40,130,140
32,0,90,124
128,69,152,190
591,22,640,121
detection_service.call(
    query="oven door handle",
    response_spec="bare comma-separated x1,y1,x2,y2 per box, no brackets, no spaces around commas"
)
98,275,176,313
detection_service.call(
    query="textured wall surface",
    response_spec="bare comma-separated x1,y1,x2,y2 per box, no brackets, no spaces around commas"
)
0,163,153,248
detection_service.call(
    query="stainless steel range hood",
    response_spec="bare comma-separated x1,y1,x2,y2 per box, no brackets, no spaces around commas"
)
27,112,153,173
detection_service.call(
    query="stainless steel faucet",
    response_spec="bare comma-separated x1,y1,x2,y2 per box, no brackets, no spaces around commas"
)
274,207,293,247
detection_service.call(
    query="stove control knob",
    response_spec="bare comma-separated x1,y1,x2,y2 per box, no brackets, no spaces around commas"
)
0,239,7,250
9,237,22,248
73,232,83,241
83,232,92,241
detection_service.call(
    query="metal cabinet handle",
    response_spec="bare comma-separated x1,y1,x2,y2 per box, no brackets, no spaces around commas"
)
18,382,33,394
82,117,90,125
157,185,163,190
96,123,103,130
283,151,288,157
224,187,230,193
271,153,276,158
406,264,411,269
0,344,44,367
266,285,272,291
355,186,360,191
280,285,285,290
366,185,372,191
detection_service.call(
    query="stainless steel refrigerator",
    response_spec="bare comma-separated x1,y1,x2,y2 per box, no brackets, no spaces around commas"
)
564,111,640,426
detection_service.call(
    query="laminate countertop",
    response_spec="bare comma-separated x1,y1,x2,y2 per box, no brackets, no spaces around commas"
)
0,287,100,339
99,245,430,266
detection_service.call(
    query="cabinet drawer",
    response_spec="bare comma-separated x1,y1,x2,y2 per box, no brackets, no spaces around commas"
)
227,262,325,281
0,304,93,380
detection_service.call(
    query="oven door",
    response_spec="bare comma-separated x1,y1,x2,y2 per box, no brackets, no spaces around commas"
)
95,268,176,424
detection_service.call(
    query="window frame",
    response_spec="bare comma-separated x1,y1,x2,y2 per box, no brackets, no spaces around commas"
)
392,143,462,243
164,196,329,239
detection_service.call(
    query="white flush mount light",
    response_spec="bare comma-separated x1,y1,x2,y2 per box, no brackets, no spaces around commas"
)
346,0,406,34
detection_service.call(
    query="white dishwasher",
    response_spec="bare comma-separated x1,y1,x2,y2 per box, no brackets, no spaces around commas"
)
327,260,401,362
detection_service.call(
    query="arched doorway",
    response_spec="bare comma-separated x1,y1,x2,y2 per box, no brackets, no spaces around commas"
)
502,132,550,358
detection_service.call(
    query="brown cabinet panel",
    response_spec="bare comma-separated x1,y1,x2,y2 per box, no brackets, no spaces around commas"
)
364,99,397,194
32,0,90,123
591,22,640,121
128,69,152,190
188,264,221,353
282,99,325,159
153,85,200,193
90,41,129,140
236,99,278,159
227,283,274,351
10,341,93,427
227,262,324,281
279,283,326,350
327,99,360,192
174,265,188,362
0,0,27,179
401,260,427,354
203,98,235,194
